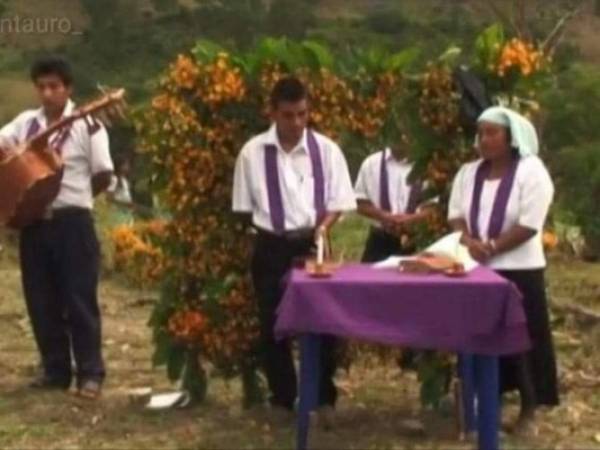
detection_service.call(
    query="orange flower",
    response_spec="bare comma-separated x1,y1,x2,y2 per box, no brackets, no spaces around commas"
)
168,309,207,343
543,230,559,251
170,54,200,89
495,38,544,77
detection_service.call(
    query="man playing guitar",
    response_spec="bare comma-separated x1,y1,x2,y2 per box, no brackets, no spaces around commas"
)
0,56,114,399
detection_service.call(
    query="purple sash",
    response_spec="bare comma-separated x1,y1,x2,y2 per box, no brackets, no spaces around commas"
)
264,129,326,233
379,150,422,214
469,157,519,240
25,117,70,154
25,118,41,139
84,115,101,135
379,151,392,212
50,127,71,154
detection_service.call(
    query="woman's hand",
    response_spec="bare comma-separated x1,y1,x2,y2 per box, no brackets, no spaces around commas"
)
462,235,493,262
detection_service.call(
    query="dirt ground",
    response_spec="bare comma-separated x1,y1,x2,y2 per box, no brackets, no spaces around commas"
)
1,249,600,449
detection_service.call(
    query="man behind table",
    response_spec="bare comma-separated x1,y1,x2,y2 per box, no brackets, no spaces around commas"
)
232,76,356,424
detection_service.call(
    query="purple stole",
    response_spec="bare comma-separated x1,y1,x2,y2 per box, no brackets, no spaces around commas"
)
264,129,326,233
25,117,71,154
379,150,422,214
469,157,519,240
25,118,40,139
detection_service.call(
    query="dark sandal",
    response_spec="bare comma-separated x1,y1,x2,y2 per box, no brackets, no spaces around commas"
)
78,380,102,400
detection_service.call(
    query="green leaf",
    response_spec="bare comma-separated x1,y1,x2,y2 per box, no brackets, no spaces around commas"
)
302,41,334,70
476,23,504,53
366,46,387,72
256,37,289,68
282,41,305,71
416,352,451,410
474,23,504,67
191,39,224,63
385,47,420,72
231,54,251,76
438,46,462,65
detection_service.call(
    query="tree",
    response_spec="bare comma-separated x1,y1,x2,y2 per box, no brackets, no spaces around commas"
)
467,0,588,55
543,64,600,259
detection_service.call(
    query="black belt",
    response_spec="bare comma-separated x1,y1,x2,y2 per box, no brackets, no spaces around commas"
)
255,226,315,242
42,207,91,221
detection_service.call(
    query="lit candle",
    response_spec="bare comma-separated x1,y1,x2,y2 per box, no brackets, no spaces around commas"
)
317,234,324,266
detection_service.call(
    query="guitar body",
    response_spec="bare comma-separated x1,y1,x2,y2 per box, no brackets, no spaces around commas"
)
0,88,125,230
0,146,64,228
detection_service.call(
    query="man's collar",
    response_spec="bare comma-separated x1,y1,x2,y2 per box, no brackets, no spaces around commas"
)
266,124,308,154
34,99,75,127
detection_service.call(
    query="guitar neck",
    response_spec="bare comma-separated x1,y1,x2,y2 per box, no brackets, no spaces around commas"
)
34,115,80,142
28,89,125,146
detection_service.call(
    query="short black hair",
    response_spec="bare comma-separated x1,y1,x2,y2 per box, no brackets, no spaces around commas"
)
30,55,73,86
270,76,308,108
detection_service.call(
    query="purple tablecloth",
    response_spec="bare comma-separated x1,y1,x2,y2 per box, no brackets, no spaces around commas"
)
275,264,531,355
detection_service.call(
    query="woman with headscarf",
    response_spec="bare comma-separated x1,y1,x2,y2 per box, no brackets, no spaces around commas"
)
448,106,559,433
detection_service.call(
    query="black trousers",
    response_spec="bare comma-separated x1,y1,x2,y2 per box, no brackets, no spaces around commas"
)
19,208,105,386
498,269,559,406
251,230,337,409
361,227,414,263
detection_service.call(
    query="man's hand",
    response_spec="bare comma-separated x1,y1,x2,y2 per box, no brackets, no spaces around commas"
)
382,213,414,234
92,171,113,197
0,142,14,161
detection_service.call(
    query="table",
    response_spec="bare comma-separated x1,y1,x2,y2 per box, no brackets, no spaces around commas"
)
275,264,530,450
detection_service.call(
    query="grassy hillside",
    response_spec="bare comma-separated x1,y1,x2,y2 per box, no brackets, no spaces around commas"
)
0,75,36,123
1,0,598,121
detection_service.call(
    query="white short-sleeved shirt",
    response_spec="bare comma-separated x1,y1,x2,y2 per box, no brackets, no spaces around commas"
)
0,99,114,210
232,124,357,231
354,149,416,220
448,156,554,270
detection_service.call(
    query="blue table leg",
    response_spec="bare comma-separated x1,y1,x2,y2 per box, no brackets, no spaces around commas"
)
297,334,321,450
458,353,477,433
474,355,499,450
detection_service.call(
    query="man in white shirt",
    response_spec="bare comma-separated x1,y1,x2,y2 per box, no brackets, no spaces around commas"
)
232,77,356,420
354,139,429,263
0,56,113,398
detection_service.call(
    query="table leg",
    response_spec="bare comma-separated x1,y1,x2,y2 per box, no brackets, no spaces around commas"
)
458,353,477,433
474,355,499,450
297,334,321,450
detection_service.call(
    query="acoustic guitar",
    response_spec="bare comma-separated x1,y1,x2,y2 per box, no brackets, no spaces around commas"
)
0,88,126,229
